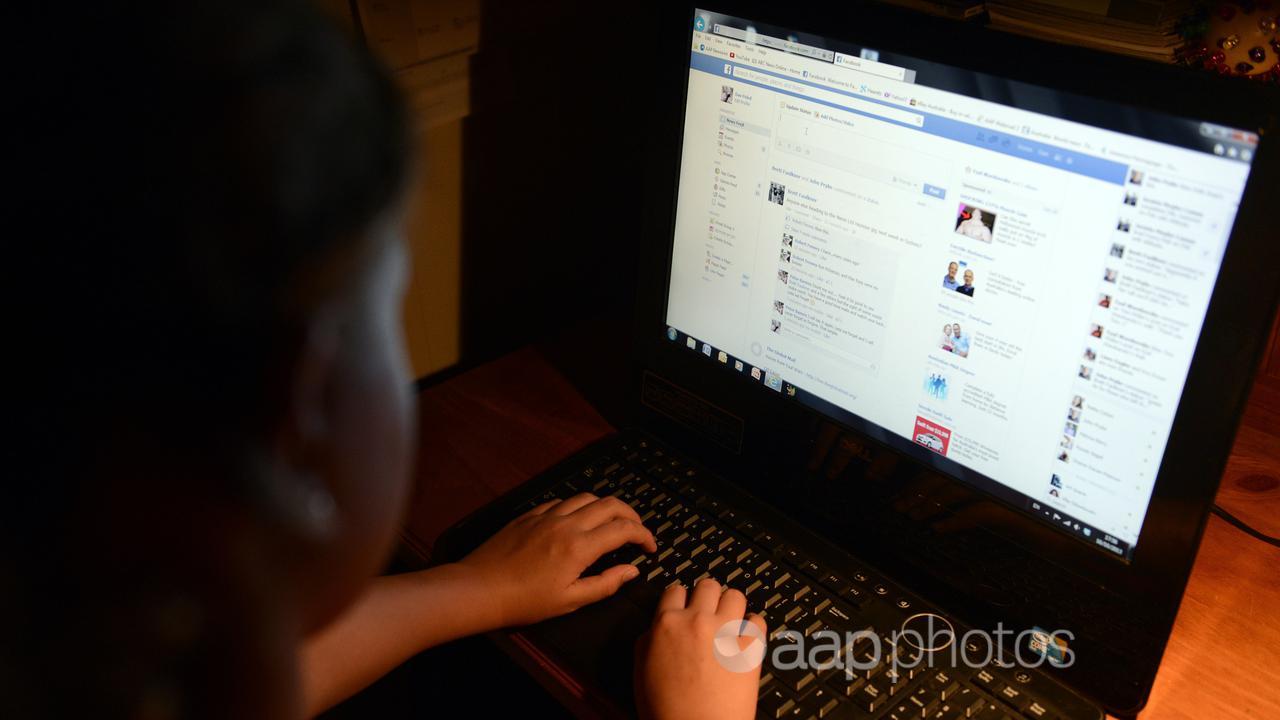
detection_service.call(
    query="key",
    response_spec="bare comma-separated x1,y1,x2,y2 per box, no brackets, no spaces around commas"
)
759,687,796,719
972,669,1000,692
1024,701,1050,718
842,584,869,608
819,573,850,594
997,685,1030,712
827,667,867,697
755,530,783,552
857,682,889,713
772,663,818,696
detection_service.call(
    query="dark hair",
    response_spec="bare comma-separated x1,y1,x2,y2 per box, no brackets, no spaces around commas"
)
8,1,408,712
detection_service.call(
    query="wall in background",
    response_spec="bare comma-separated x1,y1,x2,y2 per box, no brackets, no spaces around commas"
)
325,0,478,378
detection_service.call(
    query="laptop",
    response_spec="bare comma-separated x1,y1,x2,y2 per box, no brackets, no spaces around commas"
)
437,4,1280,718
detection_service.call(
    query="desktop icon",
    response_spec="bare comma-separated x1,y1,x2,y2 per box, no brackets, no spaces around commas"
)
686,336,697,350
765,373,783,392
750,366,763,381
717,350,729,364
667,327,678,341
784,383,797,397
734,360,744,372
701,342,713,357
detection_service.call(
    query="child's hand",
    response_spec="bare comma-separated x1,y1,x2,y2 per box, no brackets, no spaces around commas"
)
636,579,766,720
457,493,657,627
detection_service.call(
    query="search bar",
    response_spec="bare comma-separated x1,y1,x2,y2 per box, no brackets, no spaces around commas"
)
732,67,923,127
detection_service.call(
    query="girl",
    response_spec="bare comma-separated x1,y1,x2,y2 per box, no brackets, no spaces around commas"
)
8,2,762,718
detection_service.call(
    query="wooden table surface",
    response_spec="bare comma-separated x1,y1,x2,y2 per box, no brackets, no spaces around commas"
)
401,347,1280,720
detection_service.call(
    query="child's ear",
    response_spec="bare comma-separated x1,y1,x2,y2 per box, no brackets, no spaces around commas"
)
261,311,344,542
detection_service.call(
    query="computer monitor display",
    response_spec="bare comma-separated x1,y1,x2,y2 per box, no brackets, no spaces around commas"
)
664,9,1258,560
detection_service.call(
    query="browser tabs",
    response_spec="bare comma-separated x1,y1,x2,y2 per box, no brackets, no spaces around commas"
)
833,52,914,83
784,41,834,62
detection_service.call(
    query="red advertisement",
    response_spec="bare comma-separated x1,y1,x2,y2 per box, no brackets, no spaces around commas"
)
913,416,952,456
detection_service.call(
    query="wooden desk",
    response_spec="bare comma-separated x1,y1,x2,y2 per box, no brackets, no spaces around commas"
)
401,347,1280,719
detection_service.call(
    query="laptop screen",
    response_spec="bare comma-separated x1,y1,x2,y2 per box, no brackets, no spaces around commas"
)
663,9,1258,561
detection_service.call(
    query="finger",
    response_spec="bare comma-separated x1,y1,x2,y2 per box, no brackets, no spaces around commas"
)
745,612,767,635
550,492,601,516
657,582,688,613
584,517,657,554
717,587,747,618
519,499,562,518
688,577,722,612
567,564,641,607
566,495,643,529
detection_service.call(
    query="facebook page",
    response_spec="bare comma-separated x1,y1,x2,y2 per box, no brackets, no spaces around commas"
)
665,13,1255,557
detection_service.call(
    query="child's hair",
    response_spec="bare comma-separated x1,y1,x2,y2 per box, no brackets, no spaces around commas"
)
8,0,408,712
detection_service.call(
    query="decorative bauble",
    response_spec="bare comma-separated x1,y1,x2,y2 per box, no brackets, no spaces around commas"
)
1187,2,1280,77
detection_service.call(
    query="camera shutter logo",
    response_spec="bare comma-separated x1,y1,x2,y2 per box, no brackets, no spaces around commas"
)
713,620,767,673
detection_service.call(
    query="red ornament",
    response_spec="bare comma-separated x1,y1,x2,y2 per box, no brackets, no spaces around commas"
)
1212,49,1227,63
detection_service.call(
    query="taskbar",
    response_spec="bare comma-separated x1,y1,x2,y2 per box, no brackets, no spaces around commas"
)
664,324,1135,562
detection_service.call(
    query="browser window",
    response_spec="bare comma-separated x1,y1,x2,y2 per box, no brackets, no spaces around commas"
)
668,9,1256,560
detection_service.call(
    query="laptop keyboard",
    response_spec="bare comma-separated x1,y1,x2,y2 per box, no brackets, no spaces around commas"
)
514,433,1093,720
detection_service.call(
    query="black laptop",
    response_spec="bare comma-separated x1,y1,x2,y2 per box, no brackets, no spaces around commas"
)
437,4,1280,719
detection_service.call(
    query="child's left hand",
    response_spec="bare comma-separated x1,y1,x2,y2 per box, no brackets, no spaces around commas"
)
457,493,657,627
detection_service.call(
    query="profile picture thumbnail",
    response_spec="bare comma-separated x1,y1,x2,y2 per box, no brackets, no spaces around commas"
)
938,322,971,358
955,203,995,242
768,182,786,206
720,85,734,103
941,261,976,297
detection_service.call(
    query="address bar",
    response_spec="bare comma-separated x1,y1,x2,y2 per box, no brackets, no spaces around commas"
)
732,67,923,128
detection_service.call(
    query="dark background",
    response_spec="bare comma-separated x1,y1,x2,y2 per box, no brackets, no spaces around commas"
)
457,2,662,366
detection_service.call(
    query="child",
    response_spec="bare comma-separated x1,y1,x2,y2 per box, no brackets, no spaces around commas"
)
7,2,763,718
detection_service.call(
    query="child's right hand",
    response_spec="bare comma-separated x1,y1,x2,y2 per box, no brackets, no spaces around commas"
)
456,493,657,627
636,579,766,720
